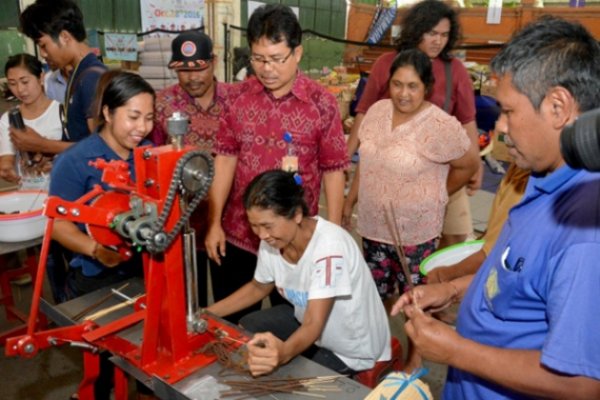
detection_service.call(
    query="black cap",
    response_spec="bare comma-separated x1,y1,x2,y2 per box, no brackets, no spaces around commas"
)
168,31,214,70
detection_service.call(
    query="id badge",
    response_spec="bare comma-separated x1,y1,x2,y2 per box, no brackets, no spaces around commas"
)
282,155,299,172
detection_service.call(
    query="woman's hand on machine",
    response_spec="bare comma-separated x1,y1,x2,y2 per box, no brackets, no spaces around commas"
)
92,243,124,267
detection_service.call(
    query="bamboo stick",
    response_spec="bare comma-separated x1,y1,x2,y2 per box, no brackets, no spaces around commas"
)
83,294,142,321
221,376,340,399
71,282,129,321
384,203,414,290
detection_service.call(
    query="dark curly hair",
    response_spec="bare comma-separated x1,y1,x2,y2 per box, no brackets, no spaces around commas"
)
395,0,460,61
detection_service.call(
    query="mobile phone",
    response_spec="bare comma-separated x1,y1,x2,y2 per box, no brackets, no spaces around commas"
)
8,107,25,130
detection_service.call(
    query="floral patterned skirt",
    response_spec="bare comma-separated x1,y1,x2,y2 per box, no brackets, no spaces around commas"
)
362,237,437,300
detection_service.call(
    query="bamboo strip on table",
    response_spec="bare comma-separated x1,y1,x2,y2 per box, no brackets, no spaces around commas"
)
83,293,142,321
71,282,130,321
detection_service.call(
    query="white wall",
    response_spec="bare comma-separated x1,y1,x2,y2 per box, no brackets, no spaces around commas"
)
205,0,238,81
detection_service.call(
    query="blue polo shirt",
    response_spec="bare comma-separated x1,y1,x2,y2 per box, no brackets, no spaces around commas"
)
49,133,144,277
64,53,106,142
445,165,600,399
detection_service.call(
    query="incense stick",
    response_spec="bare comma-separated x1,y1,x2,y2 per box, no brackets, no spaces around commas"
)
83,293,142,321
72,282,129,321
221,376,339,399
383,203,414,290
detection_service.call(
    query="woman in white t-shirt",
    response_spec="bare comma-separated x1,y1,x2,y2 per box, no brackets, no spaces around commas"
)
0,53,62,189
207,169,391,376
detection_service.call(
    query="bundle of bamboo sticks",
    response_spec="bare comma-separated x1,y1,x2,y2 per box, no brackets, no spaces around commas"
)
220,375,342,399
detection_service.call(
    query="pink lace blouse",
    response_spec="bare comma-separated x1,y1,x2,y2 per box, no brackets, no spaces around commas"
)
357,99,470,246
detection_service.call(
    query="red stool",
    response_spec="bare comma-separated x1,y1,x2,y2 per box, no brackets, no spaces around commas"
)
354,336,404,388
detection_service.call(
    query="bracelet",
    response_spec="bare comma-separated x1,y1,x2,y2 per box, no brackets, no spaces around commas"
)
447,281,460,303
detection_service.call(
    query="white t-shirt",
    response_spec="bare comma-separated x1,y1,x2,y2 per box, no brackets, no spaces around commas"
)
254,216,391,371
0,100,63,189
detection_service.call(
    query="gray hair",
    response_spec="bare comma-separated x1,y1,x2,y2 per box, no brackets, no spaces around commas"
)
491,16,600,112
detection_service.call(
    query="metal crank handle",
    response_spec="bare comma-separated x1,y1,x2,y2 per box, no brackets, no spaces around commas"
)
48,337,99,353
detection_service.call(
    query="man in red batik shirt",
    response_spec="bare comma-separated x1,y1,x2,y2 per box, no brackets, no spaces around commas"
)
205,4,349,323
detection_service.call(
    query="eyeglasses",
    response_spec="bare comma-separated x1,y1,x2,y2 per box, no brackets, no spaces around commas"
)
249,50,294,68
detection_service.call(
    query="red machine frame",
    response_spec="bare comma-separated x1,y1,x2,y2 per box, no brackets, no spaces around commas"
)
5,144,245,399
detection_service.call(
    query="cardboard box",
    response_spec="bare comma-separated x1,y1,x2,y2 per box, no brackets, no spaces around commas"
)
491,132,512,162
480,81,497,98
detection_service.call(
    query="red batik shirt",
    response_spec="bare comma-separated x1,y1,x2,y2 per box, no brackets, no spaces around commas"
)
150,80,234,150
215,73,349,254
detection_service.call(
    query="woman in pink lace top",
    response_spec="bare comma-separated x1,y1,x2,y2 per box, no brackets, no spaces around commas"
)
343,49,479,371
344,49,478,305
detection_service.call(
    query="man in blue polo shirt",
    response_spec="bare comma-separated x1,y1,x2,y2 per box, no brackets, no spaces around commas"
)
17,0,106,152
392,17,600,399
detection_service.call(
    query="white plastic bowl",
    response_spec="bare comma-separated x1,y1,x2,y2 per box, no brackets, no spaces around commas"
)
0,190,48,242
419,240,485,275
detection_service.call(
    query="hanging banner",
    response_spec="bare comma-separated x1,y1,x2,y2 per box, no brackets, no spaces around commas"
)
486,0,503,25
104,33,139,61
365,1,397,45
140,0,204,36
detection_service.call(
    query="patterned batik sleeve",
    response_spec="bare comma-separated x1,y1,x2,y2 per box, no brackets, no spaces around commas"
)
149,98,168,146
213,94,241,156
317,92,350,171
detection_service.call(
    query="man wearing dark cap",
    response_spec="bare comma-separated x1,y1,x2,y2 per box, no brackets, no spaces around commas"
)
151,30,233,307
151,30,231,149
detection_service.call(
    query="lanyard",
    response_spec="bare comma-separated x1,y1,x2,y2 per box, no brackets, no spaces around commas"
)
63,60,83,125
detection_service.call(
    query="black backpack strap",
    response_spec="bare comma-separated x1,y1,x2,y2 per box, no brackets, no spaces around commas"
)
443,60,452,113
